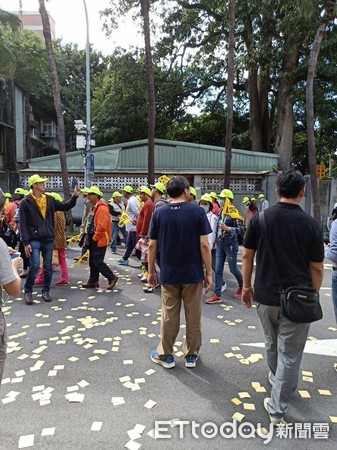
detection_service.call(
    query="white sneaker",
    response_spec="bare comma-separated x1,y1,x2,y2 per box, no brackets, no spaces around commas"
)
221,283,227,293
263,398,287,426
140,274,148,282
268,371,275,386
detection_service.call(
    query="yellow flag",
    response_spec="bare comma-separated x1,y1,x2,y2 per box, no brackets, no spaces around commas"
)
67,233,82,243
222,198,244,220
118,210,131,228
159,175,170,186
77,250,89,264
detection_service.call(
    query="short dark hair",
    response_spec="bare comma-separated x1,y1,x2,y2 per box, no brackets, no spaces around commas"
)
167,176,189,199
276,170,305,199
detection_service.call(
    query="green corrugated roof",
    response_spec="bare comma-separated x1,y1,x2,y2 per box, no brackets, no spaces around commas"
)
25,139,279,173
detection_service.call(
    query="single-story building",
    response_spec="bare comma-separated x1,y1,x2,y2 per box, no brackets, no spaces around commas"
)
20,138,279,201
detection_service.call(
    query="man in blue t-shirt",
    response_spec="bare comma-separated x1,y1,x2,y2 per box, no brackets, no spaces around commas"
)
148,176,212,369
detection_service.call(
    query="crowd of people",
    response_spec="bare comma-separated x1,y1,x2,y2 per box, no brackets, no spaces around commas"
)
1,170,335,427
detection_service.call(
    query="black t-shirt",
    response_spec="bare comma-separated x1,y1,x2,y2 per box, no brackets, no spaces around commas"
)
243,202,324,306
149,202,211,285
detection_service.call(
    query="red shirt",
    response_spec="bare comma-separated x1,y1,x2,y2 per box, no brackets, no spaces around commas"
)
136,200,154,237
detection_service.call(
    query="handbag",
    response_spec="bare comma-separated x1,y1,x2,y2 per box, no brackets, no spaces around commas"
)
259,212,322,323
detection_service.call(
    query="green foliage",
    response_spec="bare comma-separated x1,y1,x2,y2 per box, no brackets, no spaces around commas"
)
10,29,53,112
0,8,22,77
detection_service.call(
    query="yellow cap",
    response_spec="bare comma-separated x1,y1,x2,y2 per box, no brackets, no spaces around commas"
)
137,186,151,196
28,174,49,186
200,193,212,203
14,188,26,195
189,186,197,197
150,182,166,194
87,186,103,197
123,185,133,194
49,192,63,202
219,189,234,199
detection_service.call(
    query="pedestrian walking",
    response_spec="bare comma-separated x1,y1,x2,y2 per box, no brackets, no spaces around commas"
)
81,187,118,290
259,193,270,211
324,205,337,373
0,189,22,383
206,189,244,304
117,186,140,266
241,170,324,424
109,191,128,254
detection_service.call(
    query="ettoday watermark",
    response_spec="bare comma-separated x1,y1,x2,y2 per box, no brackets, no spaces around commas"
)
154,420,330,444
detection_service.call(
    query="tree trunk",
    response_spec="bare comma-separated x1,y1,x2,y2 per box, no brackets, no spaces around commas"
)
224,0,235,188
38,0,70,200
275,40,299,170
140,0,155,185
306,0,336,221
243,16,270,152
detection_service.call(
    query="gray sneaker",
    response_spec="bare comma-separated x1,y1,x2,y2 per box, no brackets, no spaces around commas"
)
42,292,52,302
24,293,33,305
263,398,287,426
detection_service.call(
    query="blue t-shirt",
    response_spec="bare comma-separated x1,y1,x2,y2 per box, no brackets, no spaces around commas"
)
149,202,212,285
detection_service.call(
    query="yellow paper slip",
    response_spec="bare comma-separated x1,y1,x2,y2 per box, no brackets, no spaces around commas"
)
232,412,245,422
243,403,256,411
298,390,311,398
318,389,332,396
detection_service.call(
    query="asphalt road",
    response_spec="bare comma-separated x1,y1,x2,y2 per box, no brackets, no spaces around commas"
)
1,244,336,450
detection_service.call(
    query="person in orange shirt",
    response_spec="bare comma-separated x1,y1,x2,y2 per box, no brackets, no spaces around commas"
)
81,187,118,290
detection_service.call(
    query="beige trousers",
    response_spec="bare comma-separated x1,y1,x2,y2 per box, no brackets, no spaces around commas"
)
157,282,203,358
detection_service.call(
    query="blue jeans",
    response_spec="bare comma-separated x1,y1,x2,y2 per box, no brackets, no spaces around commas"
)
25,240,53,294
111,222,128,252
332,270,337,323
123,231,138,261
215,238,242,296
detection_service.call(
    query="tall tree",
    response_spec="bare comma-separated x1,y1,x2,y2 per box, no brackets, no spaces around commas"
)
38,0,70,200
0,8,21,76
140,0,156,184
224,0,235,188
306,0,337,221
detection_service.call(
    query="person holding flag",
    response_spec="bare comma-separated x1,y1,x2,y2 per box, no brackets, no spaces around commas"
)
206,189,244,304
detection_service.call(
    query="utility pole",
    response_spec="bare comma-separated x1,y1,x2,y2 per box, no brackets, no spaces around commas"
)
83,0,93,187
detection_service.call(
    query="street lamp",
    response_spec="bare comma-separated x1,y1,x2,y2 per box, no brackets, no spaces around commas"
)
74,119,95,186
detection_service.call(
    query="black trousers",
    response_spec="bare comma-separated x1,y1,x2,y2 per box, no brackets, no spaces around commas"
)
88,241,115,283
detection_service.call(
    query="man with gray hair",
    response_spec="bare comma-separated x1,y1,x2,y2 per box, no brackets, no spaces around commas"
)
0,189,22,383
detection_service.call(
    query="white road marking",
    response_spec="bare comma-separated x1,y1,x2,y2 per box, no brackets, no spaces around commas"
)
241,339,337,357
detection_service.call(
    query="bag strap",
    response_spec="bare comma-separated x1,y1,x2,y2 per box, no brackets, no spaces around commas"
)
259,212,284,292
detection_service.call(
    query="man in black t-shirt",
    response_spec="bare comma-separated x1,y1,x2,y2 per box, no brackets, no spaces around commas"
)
242,170,324,425
148,176,212,369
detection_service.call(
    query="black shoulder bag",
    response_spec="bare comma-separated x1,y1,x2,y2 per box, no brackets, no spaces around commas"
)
259,212,322,323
